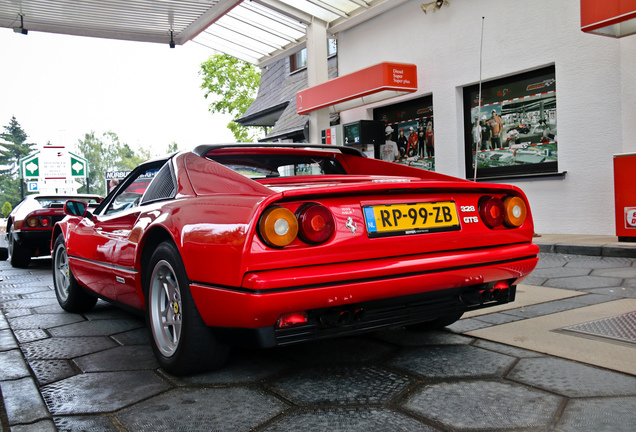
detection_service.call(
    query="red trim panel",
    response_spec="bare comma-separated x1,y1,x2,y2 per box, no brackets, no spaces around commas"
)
242,243,538,290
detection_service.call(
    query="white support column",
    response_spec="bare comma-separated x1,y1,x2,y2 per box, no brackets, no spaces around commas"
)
306,17,330,143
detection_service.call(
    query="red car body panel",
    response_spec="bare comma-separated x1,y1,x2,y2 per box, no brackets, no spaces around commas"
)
54,145,539,347
191,246,537,328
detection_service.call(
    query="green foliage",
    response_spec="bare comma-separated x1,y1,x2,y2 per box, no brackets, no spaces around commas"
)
2,201,12,218
0,117,36,207
199,54,262,142
76,131,145,194
167,141,179,153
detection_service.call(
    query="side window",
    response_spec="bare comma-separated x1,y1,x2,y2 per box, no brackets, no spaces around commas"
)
105,168,159,215
141,162,176,204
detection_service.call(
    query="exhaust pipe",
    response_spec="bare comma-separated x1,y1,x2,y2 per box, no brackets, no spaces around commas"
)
460,283,508,305
319,308,365,328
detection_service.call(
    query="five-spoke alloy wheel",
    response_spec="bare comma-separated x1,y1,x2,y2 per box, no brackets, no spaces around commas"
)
146,241,229,375
52,234,97,313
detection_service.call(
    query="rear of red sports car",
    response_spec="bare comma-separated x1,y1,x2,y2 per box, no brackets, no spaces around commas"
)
184,145,539,349
53,144,538,375
4,195,102,268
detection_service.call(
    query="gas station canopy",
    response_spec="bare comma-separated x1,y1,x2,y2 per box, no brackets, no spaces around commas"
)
0,0,408,66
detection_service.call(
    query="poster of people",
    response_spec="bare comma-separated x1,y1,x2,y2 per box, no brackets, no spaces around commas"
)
465,66,557,178
374,95,435,171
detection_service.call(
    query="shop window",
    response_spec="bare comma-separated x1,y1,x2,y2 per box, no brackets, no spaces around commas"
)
463,66,558,180
373,95,435,171
328,39,337,57
290,49,307,72
289,39,337,73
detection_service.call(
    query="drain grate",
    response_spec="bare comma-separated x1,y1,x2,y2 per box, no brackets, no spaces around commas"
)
561,311,636,346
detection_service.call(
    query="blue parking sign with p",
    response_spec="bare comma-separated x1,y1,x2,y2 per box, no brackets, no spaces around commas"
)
28,182,38,192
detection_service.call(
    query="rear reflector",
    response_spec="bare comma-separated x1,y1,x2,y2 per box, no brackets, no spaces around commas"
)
493,281,510,290
276,311,309,329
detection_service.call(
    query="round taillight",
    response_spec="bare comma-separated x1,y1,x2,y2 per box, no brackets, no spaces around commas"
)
26,217,39,227
259,206,298,247
503,196,527,227
479,196,505,229
297,204,335,244
40,217,52,227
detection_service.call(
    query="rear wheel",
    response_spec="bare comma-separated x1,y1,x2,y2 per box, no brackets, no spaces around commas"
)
8,225,31,268
146,241,229,375
406,312,464,331
52,234,97,313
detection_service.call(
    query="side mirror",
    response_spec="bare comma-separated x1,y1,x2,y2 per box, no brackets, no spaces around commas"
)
64,200,92,218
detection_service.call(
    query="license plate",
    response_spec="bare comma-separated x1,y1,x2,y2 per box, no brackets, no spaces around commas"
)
363,201,460,237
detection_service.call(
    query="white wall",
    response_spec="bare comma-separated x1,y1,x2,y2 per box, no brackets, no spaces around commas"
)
338,0,634,235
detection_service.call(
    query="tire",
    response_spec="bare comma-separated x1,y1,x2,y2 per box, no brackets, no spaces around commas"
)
8,225,32,268
406,312,464,331
146,241,229,375
52,234,97,313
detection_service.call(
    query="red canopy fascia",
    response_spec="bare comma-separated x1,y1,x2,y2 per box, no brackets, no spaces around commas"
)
581,0,636,37
296,62,417,115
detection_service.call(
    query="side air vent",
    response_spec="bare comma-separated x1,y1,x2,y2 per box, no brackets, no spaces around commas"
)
141,162,176,204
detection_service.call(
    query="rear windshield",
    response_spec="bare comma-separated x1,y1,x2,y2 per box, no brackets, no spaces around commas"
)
208,154,347,179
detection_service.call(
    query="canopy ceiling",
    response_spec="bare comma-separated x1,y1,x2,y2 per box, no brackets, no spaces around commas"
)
0,0,407,66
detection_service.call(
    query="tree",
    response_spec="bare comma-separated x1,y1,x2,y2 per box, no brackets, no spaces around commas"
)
2,201,12,218
199,54,262,142
76,131,145,194
167,141,179,153
0,117,36,206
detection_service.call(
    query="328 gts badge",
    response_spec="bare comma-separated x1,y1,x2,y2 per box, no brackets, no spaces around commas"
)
460,205,478,223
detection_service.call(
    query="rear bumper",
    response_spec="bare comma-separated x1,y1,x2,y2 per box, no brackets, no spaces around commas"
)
10,229,53,254
190,242,539,346
212,283,518,349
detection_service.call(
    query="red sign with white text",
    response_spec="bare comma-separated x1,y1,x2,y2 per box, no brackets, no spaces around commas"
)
297,62,417,115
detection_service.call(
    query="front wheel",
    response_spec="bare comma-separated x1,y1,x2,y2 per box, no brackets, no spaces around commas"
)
146,241,229,375
52,234,97,313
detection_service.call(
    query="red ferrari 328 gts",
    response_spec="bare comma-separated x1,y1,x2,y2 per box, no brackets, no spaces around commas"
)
53,144,539,375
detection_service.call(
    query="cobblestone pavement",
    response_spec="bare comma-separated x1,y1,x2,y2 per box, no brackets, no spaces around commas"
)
1,253,635,431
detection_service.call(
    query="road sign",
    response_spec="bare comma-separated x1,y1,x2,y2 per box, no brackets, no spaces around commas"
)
27,182,38,192
20,153,40,178
41,146,68,179
70,153,87,178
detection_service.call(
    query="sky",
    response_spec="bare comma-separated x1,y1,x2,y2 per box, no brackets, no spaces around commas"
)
0,29,236,156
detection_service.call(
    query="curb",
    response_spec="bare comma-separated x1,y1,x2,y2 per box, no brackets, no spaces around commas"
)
535,242,636,258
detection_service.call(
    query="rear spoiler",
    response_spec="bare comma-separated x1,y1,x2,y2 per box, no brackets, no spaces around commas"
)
193,143,366,158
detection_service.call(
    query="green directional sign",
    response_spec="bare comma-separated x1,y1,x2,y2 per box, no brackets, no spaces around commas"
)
20,153,40,179
70,154,86,178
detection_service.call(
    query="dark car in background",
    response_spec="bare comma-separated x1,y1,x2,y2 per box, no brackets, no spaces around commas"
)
3,194,102,268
